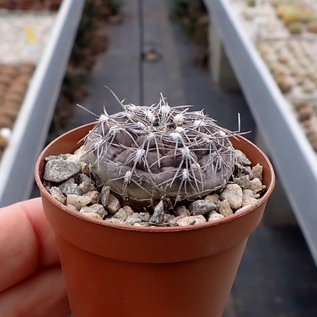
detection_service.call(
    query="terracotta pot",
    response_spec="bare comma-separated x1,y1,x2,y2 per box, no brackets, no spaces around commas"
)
35,123,275,317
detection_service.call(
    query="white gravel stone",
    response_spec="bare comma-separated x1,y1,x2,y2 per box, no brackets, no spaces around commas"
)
49,186,66,205
81,212,103,221
250,163,263,180
80,204,107,218
250,178,265,194
74,146,86,157
235,205,252,214
234,175,251,189
104,218,125,225
44,159,81,183
176,215,206,226
242,189,259,207
83,191,100,204
168,215,186,226
219,200,233,217
66,194,91,210
66,204,78,211
220,184,243,209
139,212,150,222
45,155,67,161
133,222,147,227
205,194,220,206
126,213,142,225
122,205,134,216
66,147,85,164
208,212,225,221
78,181,96,194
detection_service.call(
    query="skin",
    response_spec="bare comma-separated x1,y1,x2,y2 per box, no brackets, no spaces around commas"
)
0,198,70,317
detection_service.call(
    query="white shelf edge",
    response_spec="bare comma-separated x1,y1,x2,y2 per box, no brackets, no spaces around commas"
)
0,0,85,207
204,0,317,265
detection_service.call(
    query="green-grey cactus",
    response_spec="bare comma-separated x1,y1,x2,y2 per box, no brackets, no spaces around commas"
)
84,94,236,206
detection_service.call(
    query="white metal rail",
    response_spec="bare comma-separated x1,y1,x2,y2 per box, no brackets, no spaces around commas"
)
0,0,85,207
204,0,317,265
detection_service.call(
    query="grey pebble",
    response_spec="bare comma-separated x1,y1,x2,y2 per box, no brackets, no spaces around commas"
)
44,159,81,183
133,222,147,227
234,175,251,189
78,181,96,194
59,178,82,196
100,186,111,207
163,213,176,223
235,149,251,165
175,206,190,217
105,194,121,214
79,173,92,184
150,200,165,224
189,200,217,215
113,208,128,221
126,213,142,225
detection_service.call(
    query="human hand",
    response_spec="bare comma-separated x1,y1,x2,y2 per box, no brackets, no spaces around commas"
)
0,198,70,317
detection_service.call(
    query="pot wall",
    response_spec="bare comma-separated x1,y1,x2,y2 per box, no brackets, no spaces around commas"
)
35,123,275,317
57,233,248,317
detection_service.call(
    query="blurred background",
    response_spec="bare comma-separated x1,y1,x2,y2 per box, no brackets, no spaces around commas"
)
0,0,317,316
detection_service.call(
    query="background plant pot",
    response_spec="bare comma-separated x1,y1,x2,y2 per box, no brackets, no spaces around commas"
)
35,123,275,317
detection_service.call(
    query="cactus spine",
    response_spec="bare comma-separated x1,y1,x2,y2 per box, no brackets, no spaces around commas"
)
84,94,236,206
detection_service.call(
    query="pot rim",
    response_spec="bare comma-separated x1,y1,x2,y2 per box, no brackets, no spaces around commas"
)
35,122,275,233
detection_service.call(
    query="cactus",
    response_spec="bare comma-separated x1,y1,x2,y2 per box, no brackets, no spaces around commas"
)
84,94,236,207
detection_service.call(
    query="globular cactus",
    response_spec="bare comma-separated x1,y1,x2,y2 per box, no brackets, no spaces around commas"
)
84,94,236,206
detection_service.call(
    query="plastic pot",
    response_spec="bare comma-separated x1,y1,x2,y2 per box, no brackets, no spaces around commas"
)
35,123,275,317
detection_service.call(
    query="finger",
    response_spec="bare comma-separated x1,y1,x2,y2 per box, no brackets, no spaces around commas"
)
0,266,70,317
0,198,59,291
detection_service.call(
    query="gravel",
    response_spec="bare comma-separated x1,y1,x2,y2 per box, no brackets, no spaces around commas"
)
43,159,81,183
0,12,56,64
43,146,266,227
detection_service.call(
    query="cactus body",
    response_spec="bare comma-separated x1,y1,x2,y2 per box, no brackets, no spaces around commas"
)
84,95,236,206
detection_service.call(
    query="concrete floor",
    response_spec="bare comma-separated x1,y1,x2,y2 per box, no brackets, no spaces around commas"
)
68,0,317,316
